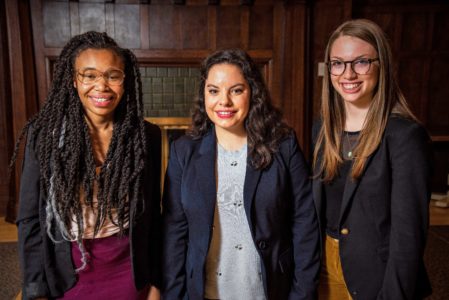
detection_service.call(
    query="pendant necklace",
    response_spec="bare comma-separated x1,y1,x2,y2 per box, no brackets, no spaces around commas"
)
345,132,356,159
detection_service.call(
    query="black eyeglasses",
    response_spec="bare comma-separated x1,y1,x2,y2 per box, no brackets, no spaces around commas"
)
75,69,125,86
326,58,379,76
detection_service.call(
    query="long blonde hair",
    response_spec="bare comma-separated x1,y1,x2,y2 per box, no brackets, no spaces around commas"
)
313,19,417,182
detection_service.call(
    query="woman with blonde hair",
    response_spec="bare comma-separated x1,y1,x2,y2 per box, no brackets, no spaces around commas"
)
313,19,432,299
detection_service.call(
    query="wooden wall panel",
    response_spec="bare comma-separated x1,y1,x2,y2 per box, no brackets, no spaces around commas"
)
149,6,179,49
397,59,426,121
3,0,39,221
433,12,449,51
428,58,449,136
180,6,209,49
249,5,274,49
79,4,107,34
42,1,70,47
216,7,242,49
114,4,141,48
0,0,12,217
282,2,309,150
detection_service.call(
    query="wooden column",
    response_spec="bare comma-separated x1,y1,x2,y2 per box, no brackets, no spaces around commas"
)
4,0,38,222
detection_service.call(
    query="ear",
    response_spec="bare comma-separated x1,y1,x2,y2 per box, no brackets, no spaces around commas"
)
73,80,77,88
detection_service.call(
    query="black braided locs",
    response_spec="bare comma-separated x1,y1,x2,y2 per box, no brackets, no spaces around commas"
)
10,31,147,245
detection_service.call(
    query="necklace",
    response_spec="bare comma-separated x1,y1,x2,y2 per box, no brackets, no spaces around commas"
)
344,132,357,159
217,143,247,167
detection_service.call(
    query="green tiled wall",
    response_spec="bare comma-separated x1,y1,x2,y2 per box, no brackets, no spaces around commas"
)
140,66,200,117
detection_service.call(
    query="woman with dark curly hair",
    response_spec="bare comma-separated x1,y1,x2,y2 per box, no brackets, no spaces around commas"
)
162,49,320,300
11,31,161,299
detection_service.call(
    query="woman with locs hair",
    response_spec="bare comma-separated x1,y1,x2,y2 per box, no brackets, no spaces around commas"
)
162,49,320,300
312,19,432,299
11,31,161,299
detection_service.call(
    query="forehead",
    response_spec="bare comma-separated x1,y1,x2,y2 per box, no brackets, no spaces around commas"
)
74,48,124,71
330,35,377,59
206,63,245,82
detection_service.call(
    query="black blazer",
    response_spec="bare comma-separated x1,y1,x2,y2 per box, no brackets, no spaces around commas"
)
161,129,321,300
17,121,162,300
312,115,432,300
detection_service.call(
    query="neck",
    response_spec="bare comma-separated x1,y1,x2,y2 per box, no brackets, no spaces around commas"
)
344,101,370,132
85,115,114,132
215,127,247,151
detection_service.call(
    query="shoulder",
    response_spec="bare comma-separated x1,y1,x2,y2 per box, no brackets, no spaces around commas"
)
277,131,302,157
170,133,204,161
144,120,161,138
383,115,432,158
384,114,430,142
24,122,40,156
172,134,200,150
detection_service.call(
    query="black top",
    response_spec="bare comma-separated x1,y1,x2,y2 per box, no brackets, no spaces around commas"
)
323,131,359,239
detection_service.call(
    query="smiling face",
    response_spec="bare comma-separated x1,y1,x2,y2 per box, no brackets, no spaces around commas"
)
204,63,251,137
329,35,379,109
74,48,125,124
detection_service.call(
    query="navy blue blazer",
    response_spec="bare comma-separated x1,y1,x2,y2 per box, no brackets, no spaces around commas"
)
17,122,162,300
162,129,320,300
312,115,433,300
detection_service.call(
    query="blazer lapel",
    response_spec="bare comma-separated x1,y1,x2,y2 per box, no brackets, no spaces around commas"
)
338,154,375,224
194,130,218,229
243,160,262,230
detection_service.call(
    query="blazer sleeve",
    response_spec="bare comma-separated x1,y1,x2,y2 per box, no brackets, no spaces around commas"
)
286,135,321,300
378,122,432,299
16,128,50,299
161,140,189,299
145,123,163,289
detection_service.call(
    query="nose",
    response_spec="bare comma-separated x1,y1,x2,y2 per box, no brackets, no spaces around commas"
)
218,92,232,106
93,75,109,90
343,62,357,79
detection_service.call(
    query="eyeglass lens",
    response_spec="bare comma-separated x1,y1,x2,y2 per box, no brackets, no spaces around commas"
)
328,59,374,75
77,69,124,85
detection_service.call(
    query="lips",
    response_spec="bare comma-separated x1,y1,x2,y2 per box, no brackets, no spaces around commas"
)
340,82,362,93
216,110,236,119
89,95,114,107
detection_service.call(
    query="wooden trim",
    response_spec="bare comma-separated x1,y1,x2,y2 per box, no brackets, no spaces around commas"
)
5,0,38,221
146,117,191,127
30,0,47,106
140,4,150,49
240,6,250,49
431,136,449,142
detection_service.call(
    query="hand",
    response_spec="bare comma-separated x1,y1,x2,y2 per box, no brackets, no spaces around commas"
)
146,285,161,300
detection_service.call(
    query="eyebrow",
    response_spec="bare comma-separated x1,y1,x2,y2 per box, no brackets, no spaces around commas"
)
205,83,246,89
330,55,371,60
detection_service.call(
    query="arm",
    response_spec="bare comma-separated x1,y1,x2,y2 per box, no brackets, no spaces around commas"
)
378,123,432,299
16,128,49,299
287,136,321,300
161,141,189,299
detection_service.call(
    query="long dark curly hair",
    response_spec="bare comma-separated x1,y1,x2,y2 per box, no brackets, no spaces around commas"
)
10,31,146,265
190,49,291,170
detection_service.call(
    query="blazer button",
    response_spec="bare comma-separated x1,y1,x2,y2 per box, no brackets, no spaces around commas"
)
340,228,349,235
258,241,267,250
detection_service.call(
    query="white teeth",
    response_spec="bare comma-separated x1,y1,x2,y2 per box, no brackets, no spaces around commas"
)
218,111,232,115
342,83,360,90
94,97,108,102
